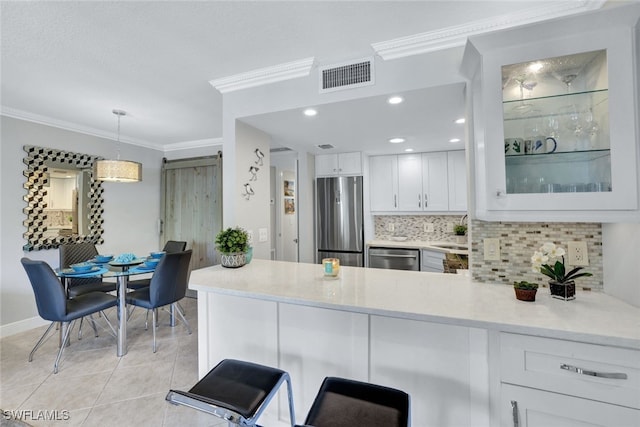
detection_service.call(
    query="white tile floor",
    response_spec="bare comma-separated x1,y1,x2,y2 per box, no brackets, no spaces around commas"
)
0,297,226,427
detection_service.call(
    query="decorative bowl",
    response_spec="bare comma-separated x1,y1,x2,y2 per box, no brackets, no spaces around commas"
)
70,262,93,273
144,258,160,268
95,254,114,263
149,251,166,259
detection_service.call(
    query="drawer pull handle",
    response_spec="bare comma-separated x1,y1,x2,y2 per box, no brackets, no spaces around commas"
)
560,363,628,379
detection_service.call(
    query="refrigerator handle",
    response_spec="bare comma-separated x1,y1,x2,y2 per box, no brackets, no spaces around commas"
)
394,194,397,208
418,194,421,208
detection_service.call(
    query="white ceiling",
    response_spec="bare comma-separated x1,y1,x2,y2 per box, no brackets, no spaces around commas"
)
1,1,606,152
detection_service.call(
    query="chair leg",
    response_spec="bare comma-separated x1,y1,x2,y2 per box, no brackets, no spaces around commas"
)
176,301,185,316
54,320,75,374
152,309,157,353
29,322,56,362
144,309,149,330
78,317,84,340
173,303,192,335
285,374,296,427
101,311,118,338
89,314,99,337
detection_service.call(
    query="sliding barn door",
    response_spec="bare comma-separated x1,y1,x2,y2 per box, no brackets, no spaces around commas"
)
161,155,222,272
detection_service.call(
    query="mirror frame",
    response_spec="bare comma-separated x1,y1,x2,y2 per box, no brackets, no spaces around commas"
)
22,145,105,251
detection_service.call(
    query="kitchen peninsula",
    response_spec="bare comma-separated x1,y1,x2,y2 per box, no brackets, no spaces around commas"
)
189,259,640,426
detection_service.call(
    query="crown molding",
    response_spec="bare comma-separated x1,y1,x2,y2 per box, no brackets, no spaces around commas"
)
163,138,223,152
1,106,161,150
209,57,315,93
372,1,606,60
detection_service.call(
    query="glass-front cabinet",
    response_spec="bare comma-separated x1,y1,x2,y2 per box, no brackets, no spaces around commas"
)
463,5,639,222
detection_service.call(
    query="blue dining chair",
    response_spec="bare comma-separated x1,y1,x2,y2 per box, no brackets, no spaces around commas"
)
126,250,192,352
127,240,187,290
20,257,118,374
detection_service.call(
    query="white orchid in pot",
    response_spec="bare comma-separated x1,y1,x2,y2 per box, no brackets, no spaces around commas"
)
531,242,592,300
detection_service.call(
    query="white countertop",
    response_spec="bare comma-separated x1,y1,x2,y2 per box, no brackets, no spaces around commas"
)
367,239,469,255
189,259,640,349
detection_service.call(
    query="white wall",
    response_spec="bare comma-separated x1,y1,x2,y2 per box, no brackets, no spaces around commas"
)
602,223,640,307
0,116,164,336
234,121,272,260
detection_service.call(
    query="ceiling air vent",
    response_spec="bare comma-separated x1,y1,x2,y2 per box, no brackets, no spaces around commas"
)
270,147,292,153
319,57,374,93
317,144,335,150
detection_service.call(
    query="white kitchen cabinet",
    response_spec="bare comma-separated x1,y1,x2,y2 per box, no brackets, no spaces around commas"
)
370,316,489,426
370,152,465,213
462,6,640,222
369,155,398,211
502,384,640,427
45,177,75,210
315,152,362,176
447,150,467,211
397,154,423,211
398,152,449,212
498,332,640,426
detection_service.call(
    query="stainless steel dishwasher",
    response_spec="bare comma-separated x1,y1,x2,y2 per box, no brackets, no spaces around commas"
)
368,247,420,271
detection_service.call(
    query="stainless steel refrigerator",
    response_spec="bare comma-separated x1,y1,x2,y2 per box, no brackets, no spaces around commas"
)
316,176,364,267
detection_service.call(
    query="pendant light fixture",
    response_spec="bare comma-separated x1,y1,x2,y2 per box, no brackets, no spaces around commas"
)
94,109,142,182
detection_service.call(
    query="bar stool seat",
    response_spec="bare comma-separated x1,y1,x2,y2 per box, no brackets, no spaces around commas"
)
166,358,296,426
295,376,410,427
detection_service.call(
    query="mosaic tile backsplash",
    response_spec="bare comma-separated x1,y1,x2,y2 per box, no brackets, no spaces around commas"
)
374,215,603,292
374,215,468,243
470,219,603,291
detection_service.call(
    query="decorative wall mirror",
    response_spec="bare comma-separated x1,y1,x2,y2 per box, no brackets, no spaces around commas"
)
22,145,105,251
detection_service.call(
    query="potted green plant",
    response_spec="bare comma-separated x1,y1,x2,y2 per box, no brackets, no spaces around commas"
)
453,224,467,244
531,242,592,300
513,281,538,301
215,227,249,268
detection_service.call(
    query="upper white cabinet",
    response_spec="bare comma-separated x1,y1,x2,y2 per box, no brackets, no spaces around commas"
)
315,152,362,176
369,151,466,213
45,177,76,210
447,150,468,212
462,5,640,222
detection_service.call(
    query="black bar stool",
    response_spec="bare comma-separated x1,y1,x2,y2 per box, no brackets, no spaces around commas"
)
296,376,410,427
166,359,296,426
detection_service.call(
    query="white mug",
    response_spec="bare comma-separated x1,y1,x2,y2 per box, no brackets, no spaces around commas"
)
505,138,525,156
528,136,557,154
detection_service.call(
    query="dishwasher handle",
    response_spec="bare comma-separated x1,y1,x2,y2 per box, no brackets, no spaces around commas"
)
369,253,417,259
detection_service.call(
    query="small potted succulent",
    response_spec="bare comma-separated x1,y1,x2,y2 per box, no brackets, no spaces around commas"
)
531,242,592,300
513,281,538,301
215,227,249,268
453,224,467,244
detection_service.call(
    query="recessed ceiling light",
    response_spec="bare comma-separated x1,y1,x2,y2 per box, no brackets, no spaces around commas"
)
303,108,317,117
389,137,405,144
454,118,465,124
388,96,403,105
404,148,414,152
449,138,461,143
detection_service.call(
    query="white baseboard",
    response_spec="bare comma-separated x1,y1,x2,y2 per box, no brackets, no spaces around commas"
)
0,316,49,338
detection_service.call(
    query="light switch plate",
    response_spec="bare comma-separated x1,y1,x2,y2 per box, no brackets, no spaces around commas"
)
484,238,500,261
424,223,435,233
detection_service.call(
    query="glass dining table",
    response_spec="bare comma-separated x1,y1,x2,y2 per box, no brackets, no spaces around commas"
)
57,258,155,357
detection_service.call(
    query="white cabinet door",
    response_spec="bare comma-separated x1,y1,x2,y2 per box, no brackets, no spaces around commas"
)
447,150,468,211
337,152,362,175
502,384,640,427
422,152,449,211
316,152,362,176
315,154,339,176
370,316,488,427
397,154,423,211
369,155,398,211
279,303,369,418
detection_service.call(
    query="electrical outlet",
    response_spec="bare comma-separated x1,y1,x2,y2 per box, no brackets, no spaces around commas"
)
424,223,435,233
388,223,394,232
446,222,454,233
484,238,500,261
568,241,589,266
259,228,268,242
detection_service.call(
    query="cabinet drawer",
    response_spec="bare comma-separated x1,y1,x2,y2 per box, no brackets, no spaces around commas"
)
421,249,445,272
500,333,640,409
502,384,640,427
